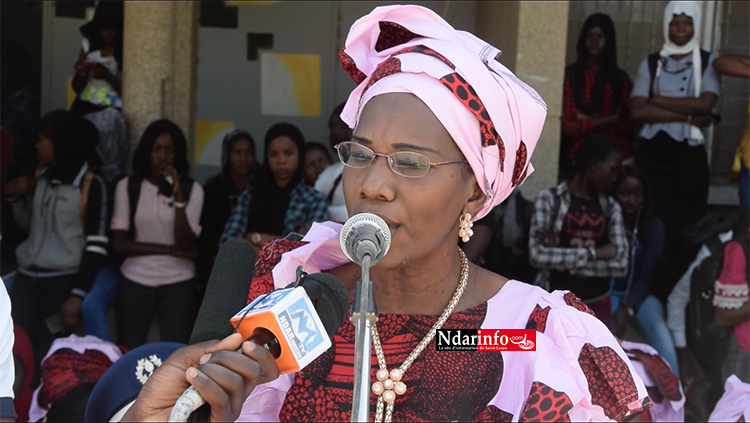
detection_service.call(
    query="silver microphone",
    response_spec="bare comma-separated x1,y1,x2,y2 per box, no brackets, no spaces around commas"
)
339,213,391,266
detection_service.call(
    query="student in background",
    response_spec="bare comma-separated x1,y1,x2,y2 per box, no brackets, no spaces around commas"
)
7,111,107,386
220,123,328,251
71,0,124,116
529,135,627,329
197,129,257,298
314,103,354,223
111,120,204,350
560,13,634,181
610,165,677,375
303,141,332,187
1,40,40,178
712,54,750,210
630,1,720,241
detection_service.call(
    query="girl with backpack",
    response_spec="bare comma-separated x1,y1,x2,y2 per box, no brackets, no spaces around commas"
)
110,120,204,350
609,165,678,375
529,135,628,329
630,1,721,242
5,110,109,385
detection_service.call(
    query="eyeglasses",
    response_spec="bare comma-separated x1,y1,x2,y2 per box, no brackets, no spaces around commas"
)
334,141,468,179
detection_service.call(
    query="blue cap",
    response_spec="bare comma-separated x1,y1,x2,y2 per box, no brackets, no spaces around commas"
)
84,342,186,422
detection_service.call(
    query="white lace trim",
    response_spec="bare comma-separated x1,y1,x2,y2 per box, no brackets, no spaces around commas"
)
713,295,748,310
715,281,750,297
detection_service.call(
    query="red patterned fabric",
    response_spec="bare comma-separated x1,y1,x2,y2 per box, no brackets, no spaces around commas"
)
375,21,422,52
512,142,528,187
625,348,682,402
279,303,507,422
519,381,574,422
247,238,308,304
561,64,635,159
563,292,596,316
244,239,651,422
340,47,367,84
525,305,551,334
38,348,113,409
363,57,403,94
578,343,640,421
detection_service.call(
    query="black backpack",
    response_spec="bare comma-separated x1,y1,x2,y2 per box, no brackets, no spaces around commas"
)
126,175,194,240
687,230,750,370
647,49,711,98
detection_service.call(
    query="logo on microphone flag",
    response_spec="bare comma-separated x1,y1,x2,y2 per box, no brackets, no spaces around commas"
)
230,287,332,374
278,298,325,360
435,329,536,351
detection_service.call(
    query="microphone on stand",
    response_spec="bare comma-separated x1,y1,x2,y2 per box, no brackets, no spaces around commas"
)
339,213,392,423
340,212,391,266
169,240,350,422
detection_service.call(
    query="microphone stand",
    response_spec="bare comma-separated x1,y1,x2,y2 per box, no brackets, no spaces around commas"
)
351,254,377,423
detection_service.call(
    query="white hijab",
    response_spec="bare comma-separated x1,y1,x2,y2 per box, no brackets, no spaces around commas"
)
659,1,704,142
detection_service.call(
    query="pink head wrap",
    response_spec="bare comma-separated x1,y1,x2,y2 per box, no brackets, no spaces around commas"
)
339,4,547,220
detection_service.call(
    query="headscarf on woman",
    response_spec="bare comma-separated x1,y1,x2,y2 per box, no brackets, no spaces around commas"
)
272,3,548,284
245,123,307,235
339,5,547,221
572,13,627,116
658,1,704,141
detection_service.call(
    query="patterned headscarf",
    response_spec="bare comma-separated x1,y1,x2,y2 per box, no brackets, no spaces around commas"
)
38,348,113,410
339,5,547,220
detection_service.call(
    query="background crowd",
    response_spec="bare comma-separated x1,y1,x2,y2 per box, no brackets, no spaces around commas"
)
0,1,748,422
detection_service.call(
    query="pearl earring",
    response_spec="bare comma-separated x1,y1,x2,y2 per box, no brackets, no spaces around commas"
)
459,212,473,242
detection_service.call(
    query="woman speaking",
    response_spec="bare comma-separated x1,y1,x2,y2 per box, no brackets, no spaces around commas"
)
123,5,650,422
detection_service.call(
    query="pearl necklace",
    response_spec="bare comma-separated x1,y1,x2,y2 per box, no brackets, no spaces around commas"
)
369,247,470,422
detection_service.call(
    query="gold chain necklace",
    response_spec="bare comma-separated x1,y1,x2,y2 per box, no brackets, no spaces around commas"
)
369,247,470,423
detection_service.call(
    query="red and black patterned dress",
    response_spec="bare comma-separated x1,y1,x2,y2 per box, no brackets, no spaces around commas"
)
237,239,651,422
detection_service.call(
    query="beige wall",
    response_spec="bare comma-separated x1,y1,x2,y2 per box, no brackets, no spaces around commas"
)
515,1,570,199
477,1,570,199
122,1,199,168
475,1,520,72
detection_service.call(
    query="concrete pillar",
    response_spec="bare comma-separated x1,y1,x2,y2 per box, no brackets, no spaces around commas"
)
476,1,570,199
121,1,199,171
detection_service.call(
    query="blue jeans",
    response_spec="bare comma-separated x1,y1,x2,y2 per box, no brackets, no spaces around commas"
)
81,262,120,341
2,272,15,292
611,292,679,376
740,161,749,209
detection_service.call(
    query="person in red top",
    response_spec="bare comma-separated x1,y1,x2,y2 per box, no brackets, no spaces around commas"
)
560,13,635,181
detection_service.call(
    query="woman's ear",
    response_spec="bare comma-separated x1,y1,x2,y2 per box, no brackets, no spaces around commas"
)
466,180,486,216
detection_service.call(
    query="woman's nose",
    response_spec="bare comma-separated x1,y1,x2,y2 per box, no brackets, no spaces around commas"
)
358,156,396,201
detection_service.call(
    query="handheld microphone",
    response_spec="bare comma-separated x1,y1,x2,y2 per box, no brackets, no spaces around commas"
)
230,272,350,373
340,212,391,265
189,238,257,345
170,271,350,422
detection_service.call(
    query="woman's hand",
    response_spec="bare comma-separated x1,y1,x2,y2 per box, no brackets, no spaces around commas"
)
74,61,89,77
88,62,111,80
576,109,592,120
164,165,183,200
531,227,555,248
594,244,617,260
171,245,198,260
3,176,37,197
123,333,280,422
60,296,82,334
691,114,713,128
